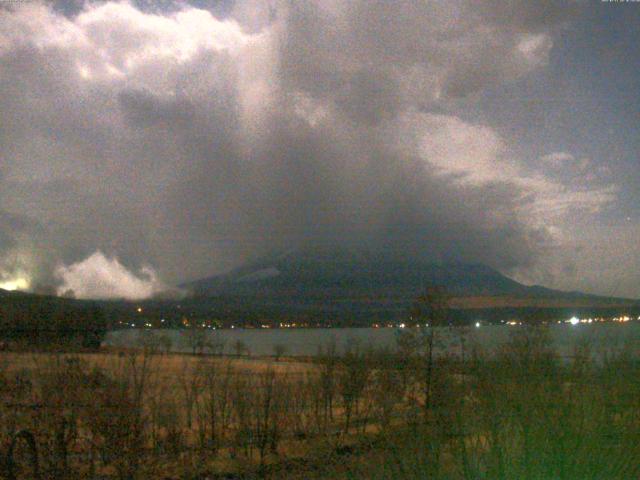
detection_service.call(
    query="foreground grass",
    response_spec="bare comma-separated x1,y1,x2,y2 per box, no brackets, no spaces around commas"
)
324,331,640,480
0,327,639,479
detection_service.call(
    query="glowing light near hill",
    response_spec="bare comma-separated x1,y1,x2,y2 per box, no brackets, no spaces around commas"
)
0,277,29,291
569,316,580,326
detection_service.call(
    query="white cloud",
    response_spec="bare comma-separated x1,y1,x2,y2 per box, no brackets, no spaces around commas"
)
403,113,514,184
396,113,616,236
516,33,553,69
55,251,165,300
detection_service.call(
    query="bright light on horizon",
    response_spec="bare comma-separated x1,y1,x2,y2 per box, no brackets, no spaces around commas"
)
0,277,30,291
569,316,580,326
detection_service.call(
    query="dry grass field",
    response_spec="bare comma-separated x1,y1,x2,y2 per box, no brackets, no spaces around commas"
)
0,327,639,479
0,349,355,479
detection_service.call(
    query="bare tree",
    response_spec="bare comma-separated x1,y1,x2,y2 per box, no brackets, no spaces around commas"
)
183,322,210,355
410,286,450,423
233,340,247,358
197,360,234,452
159,334,173,355
178,358,202,429
338,340,371,435
273,343,287,361
315,340,338,431
253,368,282,469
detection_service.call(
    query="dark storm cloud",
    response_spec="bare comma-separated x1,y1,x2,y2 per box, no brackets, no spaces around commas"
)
0,1,616,297
0,210,29,254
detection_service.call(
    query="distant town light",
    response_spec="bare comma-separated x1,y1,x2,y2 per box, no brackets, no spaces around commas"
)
475,322,481,328
569,317,579,325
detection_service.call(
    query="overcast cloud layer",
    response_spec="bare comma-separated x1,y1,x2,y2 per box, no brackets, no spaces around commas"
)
0,1,631,298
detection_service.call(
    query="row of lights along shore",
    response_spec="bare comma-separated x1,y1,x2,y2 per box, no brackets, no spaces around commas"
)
121,308,639,329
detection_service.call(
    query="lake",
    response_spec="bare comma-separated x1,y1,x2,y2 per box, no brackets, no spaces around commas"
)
104,321,640,359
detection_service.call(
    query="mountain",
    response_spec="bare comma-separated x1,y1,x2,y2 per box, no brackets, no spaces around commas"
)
188,249,514,296
179,248,640,326
184,247,634,308
2,250,637,329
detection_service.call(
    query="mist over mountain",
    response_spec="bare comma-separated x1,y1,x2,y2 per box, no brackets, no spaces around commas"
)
184,247,590,299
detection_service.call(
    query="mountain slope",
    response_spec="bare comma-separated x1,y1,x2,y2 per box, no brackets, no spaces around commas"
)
184,247,617,303
180,249,640,326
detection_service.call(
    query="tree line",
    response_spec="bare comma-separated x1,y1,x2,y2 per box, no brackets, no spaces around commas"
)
0,295,107,348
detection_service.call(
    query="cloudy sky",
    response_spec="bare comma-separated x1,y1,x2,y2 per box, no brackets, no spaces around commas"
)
0,0,638,299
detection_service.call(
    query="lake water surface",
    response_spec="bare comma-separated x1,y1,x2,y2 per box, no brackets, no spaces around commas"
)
105,322,640,359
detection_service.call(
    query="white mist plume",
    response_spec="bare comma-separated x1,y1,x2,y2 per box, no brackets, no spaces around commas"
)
55,251,165,300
